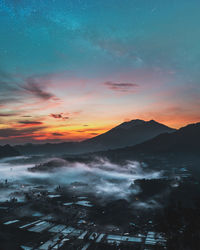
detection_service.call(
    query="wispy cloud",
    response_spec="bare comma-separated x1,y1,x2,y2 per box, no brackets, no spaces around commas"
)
22,78,59,101
0,113,18,117
0,70,21,105
104,81,139,93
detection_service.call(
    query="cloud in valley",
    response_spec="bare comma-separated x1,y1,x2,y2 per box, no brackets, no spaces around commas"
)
0,157,162,203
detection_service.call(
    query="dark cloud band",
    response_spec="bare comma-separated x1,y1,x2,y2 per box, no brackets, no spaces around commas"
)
104,81,139,92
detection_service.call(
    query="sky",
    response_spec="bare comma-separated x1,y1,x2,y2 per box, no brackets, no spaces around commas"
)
0,0,200,144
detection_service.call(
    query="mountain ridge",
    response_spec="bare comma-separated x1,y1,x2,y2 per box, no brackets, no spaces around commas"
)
98,122,200,160
82,119,175,149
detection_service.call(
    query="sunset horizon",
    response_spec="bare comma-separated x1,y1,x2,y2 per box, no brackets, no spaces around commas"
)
0,117,198,145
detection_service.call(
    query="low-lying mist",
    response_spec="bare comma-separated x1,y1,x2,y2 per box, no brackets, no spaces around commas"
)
0,156,163,203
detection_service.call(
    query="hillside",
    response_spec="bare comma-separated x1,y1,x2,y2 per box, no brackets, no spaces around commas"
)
100,122,200,160
0,144,21,159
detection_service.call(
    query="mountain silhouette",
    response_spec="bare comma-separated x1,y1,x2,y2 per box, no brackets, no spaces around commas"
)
100,122,200,159
82,119,176,151
15,119,175,155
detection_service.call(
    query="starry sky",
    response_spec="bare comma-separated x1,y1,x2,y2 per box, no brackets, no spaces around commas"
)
0,0,200,144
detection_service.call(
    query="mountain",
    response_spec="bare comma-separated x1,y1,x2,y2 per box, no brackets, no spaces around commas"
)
134,122,200,153
0,144,21,159
15,119,176,155
100,122,200,159
82,119,176,151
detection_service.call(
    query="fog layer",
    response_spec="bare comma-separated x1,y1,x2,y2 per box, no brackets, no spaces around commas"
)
0,157,162,202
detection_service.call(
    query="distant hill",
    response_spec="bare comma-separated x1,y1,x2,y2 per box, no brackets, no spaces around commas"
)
0,144,20,159
15,141,80,155
15,119,176,155
100,122,200,159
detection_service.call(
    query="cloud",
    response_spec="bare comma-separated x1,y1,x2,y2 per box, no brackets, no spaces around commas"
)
0,126,45,138
0,71,61,109
50,113,69,120
52,133,64,136
22,78,58,101
0,113,18,117
19,158,162,203
17,121,43,127
75,127,105,134
49,111,81,121
104,81,139,92
0,70,21,105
